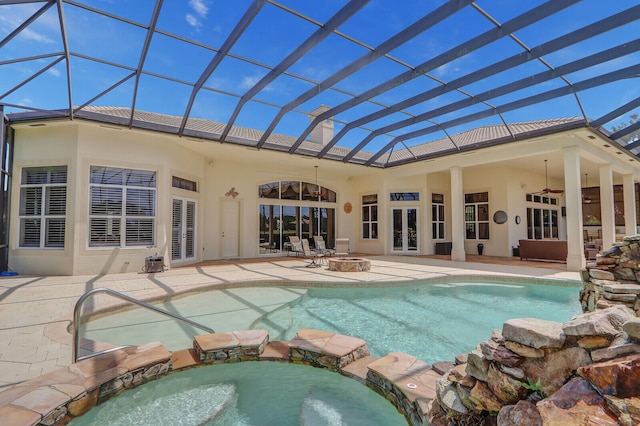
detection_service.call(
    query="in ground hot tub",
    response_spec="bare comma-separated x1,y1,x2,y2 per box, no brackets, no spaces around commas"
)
327,257,371,272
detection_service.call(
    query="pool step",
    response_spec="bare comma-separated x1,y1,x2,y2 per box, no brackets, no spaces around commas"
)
259,340,290,361
341,355,379,383
193,329,269,363
289,329,370,370
367,352,442,425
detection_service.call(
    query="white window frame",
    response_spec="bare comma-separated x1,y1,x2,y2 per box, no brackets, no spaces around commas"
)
464,192,490,240
432,193,445,240
362,194,378,240
525,194,559,240
19,166,67,249
89,166,156,248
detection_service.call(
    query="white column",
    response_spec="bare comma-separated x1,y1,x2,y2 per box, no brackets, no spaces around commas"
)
599,164,615,249
623,174,637,237
563,147,585,271
450,166,465,262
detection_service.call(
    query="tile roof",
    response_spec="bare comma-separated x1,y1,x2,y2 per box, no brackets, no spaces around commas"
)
9,106,592,167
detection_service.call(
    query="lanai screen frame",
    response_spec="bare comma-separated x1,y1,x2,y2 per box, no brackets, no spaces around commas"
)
0,0,638,168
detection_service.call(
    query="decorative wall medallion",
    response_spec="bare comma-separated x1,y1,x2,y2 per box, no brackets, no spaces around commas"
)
493,210,508,224
344,202,352,214
225,187,239,198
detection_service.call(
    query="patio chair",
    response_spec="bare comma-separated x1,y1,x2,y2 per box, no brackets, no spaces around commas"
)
301,239,324,267
313,235,335,256
288,236,303,257
335,238,350,257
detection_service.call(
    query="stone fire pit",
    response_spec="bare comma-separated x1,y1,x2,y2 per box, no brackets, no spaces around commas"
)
328,257,371,272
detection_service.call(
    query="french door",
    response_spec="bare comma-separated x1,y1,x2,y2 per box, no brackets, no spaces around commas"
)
391,207,419,253
172,197,196,263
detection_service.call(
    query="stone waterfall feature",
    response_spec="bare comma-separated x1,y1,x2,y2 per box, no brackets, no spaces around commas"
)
425,235,640,425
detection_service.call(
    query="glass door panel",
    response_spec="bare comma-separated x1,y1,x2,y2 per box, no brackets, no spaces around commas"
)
392,209,403,251
391,207,419,253
185,201,195,258
171,199,181,260
172,197,196,262
407,208,417,251
259,204,280,254
282,205,297,251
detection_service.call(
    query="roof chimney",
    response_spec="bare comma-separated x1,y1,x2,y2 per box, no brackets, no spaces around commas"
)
307,105,333,145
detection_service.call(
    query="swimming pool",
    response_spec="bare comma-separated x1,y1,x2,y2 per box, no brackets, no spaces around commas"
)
81,279,581,364
69,362,407,425
253,281,581,363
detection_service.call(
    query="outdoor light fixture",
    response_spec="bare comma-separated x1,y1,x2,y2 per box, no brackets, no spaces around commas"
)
312,165,327,199
583,174,592,204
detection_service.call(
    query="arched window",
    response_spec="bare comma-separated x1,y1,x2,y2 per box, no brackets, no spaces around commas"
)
258,180,336,255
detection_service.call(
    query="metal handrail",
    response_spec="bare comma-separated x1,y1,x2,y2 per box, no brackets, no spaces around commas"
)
72,287,215,363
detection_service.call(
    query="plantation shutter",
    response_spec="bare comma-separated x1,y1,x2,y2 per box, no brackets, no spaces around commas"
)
19,166,67,248
186,201,195,258
89,166,155,247
172,199,182,260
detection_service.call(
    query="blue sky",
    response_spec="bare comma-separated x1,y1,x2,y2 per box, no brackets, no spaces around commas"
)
0,0,638,154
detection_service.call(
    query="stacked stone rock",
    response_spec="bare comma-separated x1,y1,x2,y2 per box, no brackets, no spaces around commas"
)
427,233,640,425
581,234,640,314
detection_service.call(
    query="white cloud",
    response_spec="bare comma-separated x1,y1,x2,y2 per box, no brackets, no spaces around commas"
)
20,28,55,44
241,76,259,89
48,68,60,77
190,0,209,18
185,14,199,27
240,75,276,92
0,9,55,44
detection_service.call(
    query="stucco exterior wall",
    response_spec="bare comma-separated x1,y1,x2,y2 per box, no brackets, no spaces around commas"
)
7,121,568,275
9,123,210,275
10,125,77,275
9,119,639,275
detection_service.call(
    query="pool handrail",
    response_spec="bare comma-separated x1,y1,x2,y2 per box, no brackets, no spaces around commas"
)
72,287,215,363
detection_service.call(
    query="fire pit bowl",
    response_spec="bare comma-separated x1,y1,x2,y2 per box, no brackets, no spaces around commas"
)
327,257,371,272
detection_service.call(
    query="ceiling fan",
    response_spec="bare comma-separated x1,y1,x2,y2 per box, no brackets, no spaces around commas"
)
534,159,564,195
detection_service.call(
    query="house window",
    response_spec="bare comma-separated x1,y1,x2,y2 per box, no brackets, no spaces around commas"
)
525,193,558,205
464,192,489,240
89,166,156,247
172,176,197,192
258,180,336,202
527,208,559,239
362,194,378,239
525,193,559,239
257,180,337,254
19,166,67,248
390,192,419,201
581,184,640,227
432,193,445,240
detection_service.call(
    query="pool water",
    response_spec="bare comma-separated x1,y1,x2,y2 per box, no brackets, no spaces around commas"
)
253,281,581,363
69,362,406,426
82,281,581,365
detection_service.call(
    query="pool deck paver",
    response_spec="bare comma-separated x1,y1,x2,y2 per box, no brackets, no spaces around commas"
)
0,255,580,389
